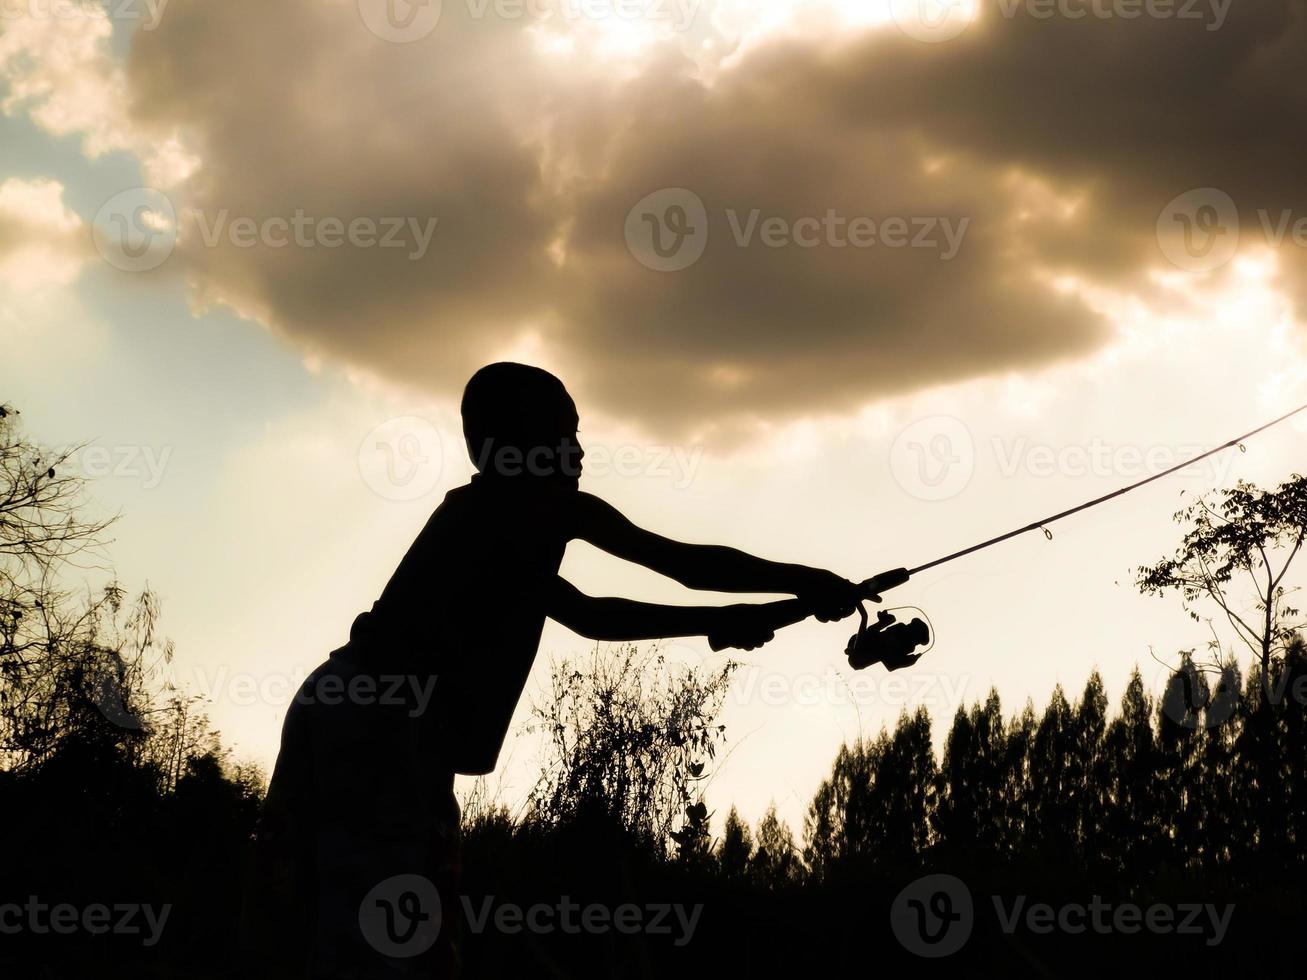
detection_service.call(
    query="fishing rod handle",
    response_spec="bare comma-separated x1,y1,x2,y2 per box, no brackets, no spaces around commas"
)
859,567,911,599
707,598,809,652
705,567,909,651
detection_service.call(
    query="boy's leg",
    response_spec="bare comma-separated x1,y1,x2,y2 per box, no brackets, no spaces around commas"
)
241,689,317,976
306,658,458,979
421,741,463,978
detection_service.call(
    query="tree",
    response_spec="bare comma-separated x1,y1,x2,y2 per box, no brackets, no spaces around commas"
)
1138,476,1306,869
1003,700,1037,850
1028,684,1074,853
0,404,181,772
0,403,112,579
933,705,979,850
0,404,236,789
1156,653,1207,870
0,406,262,980
749,803,799,889
934,691,1008,857
1279,637,1307,860
1071,672,1108,862
805,708,936,878
716,805,754,879
1196,659,1242,867
526,643,735,855
804,737,877,878
1102,669,1157,872
1138,476,1307,690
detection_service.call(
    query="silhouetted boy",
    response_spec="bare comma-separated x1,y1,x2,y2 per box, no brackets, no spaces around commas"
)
245,363,860,977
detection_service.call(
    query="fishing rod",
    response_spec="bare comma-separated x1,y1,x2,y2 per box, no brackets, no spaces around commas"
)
840,399,1307,672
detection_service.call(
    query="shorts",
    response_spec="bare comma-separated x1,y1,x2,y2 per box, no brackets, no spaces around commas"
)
242,649,460,979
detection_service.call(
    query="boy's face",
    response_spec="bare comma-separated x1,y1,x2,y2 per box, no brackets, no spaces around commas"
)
471,404,584,489
554,424,584,489
534,406,584,489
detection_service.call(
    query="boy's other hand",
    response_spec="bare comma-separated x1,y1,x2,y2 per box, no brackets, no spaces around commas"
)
708,604,777,652
798,569,863,622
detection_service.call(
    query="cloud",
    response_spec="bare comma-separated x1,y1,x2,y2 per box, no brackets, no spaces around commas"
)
0,177,87,289
127,0,562,383
0,6,194,184
0,177,106,361
0,7,126,155
103,0,1307,437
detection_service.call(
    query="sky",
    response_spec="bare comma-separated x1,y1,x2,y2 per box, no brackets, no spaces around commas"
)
4,0,1307,834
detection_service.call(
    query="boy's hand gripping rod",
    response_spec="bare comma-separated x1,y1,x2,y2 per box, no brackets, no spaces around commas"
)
714,567,923,665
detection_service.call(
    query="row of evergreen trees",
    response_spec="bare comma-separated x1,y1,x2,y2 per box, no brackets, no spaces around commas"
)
712,642,1307,891
456,642,1307,976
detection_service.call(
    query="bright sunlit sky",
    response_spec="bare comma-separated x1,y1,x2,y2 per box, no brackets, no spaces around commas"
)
5,0,1307,833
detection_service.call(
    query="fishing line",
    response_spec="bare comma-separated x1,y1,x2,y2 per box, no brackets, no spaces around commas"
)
906,398,1307,577
845,399,1306,672
836,399,1307,674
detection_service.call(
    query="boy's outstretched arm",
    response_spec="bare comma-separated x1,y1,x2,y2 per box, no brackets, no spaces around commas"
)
545,577,804,652
571,492,860,621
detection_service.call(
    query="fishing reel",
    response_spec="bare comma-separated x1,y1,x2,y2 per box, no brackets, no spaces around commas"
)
842,566,930,672
845,603,931,672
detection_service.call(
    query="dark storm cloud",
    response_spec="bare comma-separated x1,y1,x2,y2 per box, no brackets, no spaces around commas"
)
122,0,1307,437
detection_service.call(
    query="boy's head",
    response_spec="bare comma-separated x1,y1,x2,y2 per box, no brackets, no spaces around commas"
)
461,363,583,487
